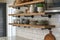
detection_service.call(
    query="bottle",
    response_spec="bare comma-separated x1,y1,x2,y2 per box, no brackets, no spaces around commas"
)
29,5,35,13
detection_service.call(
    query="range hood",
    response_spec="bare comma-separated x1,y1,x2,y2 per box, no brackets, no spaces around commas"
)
45,0,60,13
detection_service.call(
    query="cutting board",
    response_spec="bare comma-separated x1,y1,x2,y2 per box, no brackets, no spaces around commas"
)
44,31,56,40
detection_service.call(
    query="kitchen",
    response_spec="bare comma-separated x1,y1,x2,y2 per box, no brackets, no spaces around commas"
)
0,0,60,40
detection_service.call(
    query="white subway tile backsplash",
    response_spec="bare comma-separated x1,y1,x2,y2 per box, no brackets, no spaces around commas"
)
16,14,60,40
11,7,60,40
8,4,60,40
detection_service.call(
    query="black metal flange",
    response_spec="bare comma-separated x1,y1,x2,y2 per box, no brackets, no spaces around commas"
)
24,15,34,18
41,14,52,18
41,28,52,30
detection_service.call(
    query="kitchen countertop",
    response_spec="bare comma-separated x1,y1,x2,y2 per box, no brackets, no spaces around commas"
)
0,36,32,40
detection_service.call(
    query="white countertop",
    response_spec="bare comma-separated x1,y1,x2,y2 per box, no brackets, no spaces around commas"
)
0,36,31,40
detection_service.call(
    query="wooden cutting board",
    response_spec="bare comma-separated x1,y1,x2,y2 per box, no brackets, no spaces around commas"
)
44,31,56,40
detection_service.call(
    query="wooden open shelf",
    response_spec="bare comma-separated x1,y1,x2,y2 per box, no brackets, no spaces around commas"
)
9,23,55,28
9,13,45,16
9,0,44,7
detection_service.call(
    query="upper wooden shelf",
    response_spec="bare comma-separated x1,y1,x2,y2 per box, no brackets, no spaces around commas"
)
9,0,44,7
9,12,45,16
9,23,55,28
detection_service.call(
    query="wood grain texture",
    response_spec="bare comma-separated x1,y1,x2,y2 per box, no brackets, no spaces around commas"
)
9,0,44,7
9,23,55,28
9,13,45,16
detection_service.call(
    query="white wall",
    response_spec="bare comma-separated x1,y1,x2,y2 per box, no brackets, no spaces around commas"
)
7,0,60,40
7,0,16,37
16,7,60,40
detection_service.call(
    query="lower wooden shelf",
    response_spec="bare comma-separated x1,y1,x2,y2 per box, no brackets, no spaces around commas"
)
9,23,55,28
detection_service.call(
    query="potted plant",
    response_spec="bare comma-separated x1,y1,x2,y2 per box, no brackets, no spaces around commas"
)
36,3,43,13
